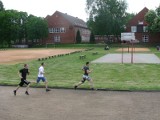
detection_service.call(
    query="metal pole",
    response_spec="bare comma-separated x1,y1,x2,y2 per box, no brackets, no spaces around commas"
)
122,44,123,64
131,42,133,64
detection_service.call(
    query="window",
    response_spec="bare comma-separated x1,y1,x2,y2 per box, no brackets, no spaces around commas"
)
49,28,53,33
60,27,66,33
55,28,60,33
138,21,144,25
143,26,148,32
49,27,66,33
137,25,143,32
54,36,60,43
131,26,137,32
142,35,149,42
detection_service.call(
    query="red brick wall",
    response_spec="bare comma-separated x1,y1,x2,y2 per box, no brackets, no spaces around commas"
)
134,32,160,43
45,12,76,44
126,7,149,32
125,7,160,43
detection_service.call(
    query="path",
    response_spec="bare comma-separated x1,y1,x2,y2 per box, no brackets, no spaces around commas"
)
0,86,160,120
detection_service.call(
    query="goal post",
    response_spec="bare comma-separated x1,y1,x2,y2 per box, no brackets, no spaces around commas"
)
46,43,56,48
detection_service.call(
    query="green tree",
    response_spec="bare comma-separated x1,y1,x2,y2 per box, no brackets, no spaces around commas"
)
90,32,95,44
0,10,20,47
145,6,160,32
26,15,48,44
86,15,96,34
76,30,81,43
145,10,157,31
0,10,28,47
86,0,127,36
16,11,28,44
124,12,135,27
156,5,160,16
0,11,6,47
0,0,4,11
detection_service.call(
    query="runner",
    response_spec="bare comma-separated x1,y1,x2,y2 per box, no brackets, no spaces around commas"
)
36,62,51,92
74,62,96,90
13,64,31,96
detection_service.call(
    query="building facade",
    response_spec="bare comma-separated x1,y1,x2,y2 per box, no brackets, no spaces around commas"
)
126,7,160,43
44,11,90,44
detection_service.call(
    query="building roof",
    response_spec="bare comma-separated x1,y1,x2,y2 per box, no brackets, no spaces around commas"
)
55,11,88,28
127,7,149,26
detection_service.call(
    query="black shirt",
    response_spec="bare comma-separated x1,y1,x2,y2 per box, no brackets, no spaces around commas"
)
83,66,89,76
19,68,29,80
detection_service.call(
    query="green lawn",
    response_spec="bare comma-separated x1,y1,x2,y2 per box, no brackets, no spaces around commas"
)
1,44,160,91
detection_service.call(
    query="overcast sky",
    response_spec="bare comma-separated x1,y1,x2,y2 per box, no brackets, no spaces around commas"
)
1,0,160,21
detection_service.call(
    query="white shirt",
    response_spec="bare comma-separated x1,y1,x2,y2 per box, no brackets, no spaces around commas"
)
38,66,44,77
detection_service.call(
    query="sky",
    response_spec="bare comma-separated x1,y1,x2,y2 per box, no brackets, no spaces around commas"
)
1,0,160,22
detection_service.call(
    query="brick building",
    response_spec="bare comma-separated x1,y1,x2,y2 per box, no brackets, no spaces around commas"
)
126,7,160,43
44,11,91,44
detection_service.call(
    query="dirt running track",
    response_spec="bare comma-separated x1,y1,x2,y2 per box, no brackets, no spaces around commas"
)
0,49,82,64
0,86,160,120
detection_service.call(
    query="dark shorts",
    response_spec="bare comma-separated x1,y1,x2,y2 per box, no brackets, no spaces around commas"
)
19,78,30,86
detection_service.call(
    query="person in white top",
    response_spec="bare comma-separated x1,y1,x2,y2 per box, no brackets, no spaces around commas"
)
36,62,51,92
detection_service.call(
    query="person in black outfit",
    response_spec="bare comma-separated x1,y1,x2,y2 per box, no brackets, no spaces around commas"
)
13,64,31,96
74,62,96,90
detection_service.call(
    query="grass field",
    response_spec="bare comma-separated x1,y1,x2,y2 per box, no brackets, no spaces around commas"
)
1,44,160,91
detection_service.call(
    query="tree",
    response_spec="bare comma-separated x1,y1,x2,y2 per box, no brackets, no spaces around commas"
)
0,11,6,47
0,10,48,47
0,0,4,11
124,12,135,27
86,16,96,34
16,11,28,44
0,10,20,47
76,30,81,43
90,32,95,44
145,10,157,31
156,5,160,16
145,6,160,32
86,0,127,36
26,15,48,44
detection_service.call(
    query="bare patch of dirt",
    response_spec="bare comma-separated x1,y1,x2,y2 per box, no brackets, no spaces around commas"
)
116,48,150,52
0,48,82,64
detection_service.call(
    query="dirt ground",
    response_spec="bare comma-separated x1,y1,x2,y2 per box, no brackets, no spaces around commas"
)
0,86,160,120
116,48,150,52
0,48,82,64
0,48,150,64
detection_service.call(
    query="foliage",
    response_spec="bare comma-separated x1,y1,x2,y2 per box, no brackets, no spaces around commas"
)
156,5,160,16
26,15,48,43
76,30,82,43
145,6,160,32
0,0,4,11
90,32,95,44
0,10,20,47
0,1,48,47
124,12,135,27
86,0,128,36
145,10,157,31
